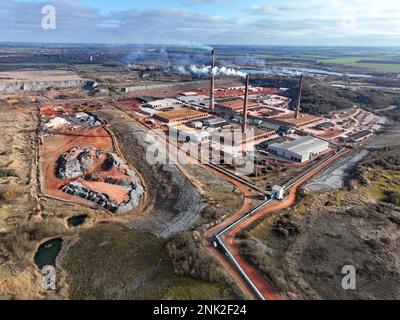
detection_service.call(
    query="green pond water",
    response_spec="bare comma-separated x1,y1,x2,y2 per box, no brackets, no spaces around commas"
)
67,214,88,227
34,238,63,270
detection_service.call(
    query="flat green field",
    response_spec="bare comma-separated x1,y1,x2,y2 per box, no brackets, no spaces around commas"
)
250,50,400,73
319,56,400,73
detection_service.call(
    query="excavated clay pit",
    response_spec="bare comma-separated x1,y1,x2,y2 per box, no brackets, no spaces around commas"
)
55,146,144,214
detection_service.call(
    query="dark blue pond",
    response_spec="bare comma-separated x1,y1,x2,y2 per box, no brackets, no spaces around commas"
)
34,238,63,269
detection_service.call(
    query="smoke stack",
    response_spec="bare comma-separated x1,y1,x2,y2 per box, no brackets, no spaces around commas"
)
295,74,303,119
209,49,215,110
242,74,250,134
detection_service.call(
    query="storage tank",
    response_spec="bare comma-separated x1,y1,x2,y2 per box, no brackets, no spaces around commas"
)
188,121,203,129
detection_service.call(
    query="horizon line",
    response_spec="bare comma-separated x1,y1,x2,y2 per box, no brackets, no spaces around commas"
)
0,41,400,49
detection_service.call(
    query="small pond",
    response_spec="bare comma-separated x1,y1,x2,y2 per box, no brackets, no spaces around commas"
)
67,214,88,227
34,238,63,269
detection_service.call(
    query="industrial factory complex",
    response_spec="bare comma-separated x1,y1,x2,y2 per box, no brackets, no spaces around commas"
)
115,49,384,168
125,64,368,171
0,43,391,303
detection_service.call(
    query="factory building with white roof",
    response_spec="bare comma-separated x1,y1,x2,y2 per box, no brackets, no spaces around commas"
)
267,136,329,163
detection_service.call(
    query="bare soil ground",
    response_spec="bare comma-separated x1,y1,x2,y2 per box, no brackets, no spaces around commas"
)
40,127,113,206
0,70,82,83
181,164,245,227
0,106,36,232
366,123,400,149
306,149,370,192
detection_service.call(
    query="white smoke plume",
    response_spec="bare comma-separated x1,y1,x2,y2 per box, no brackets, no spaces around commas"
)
184,64,247,77
167,42,213,52
190,43,213,51
189,65,210,75
176,66,190,75
213,66,247,77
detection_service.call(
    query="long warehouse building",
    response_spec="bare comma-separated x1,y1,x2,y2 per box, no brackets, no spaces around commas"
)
267,136,329,163
153,107,209,124
145,98,182,110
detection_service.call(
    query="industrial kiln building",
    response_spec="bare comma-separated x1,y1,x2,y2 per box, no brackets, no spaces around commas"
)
153,107,209,124
267,136,329,163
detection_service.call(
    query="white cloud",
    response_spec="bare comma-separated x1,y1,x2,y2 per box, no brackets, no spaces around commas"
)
0,0,399,45
249,0,400,40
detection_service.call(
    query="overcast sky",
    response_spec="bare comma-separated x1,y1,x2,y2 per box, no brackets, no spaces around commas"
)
1,0,400,46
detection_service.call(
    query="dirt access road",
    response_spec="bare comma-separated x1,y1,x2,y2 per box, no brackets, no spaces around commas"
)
209,149,350,300
201,165,259,300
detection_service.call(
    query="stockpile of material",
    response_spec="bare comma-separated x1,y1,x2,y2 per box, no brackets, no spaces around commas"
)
44,117,71,130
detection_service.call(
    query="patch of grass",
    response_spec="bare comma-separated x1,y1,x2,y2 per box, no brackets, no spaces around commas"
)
248,216,273,240
0,219,65,263
166,232,242,299
383,190,400,206
62,223,164,299
201,190,243,222
0,169,17,178
367,169,400,202
238,237,289,292
133,261,235,300
327,190,348,207
0,185,22,202
62,223,237,300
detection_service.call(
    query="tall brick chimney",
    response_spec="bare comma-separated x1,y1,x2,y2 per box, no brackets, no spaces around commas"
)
242,74,250,134
209,49,216,110
295,74,304,119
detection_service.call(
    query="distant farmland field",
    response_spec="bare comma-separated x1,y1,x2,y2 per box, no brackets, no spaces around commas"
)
318,56,400,73
241,47,400,73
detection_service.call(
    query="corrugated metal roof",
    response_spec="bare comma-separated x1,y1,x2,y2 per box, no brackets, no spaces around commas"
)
347,130,372,141
269,136,328,156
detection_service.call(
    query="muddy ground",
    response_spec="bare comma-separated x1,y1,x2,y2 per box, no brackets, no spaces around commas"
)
40,127,114,207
